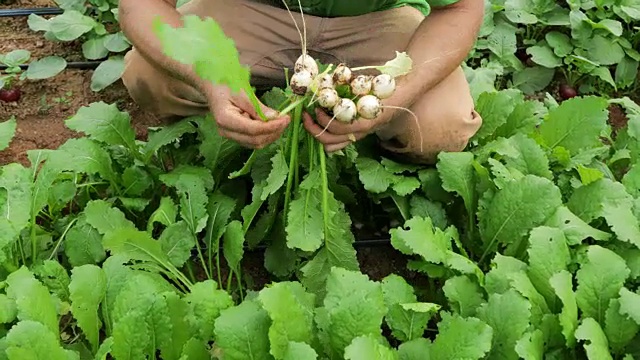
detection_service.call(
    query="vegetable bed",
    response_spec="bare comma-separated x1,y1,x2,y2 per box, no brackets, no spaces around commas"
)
1,0,640,359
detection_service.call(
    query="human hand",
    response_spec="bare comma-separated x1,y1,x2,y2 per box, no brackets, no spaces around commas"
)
204,85,290,149
302,106,399,153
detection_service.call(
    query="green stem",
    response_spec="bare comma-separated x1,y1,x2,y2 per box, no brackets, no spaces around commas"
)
229,150,257,179
194,240,211,280
47,218,78,261
318,141,330,237
283,100,304,225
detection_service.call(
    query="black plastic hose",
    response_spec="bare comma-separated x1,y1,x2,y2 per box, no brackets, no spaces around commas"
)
0,7,63,17
0,61,101,71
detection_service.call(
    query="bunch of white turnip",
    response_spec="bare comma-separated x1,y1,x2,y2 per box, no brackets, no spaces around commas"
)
289,53,399,124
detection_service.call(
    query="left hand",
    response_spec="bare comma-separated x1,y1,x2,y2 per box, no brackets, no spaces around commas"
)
303,106,398,153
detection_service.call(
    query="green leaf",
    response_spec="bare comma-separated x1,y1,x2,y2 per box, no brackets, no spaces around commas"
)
283,342,318,360
575,318,613,360
436,152,476,217
472,89,522,143
258,281,316,358
526,226,571,308
65,101,137,151
382,275,438,342
83,199,137,235
260,149,289,200
0,116,17,151
544,206,611,245
537,96,609,154
142,118,198,161
48,10,97,41
153,14,258,116
286,169,324,252
344,335,399,360
69,264,107,353
0,163,33,255
356,158,397,193
528,44,563,68
567,178,640,249
2,320,78,360
223,220,245,273
5,267,59,337
478,175,563,258
477,289,532,360
24,56,67,80
618,287,640,325
397,338,431,360
604,297,639,353
429,312,493,360
317,267,387,358
159,221,196,268
442,276,485,317
213,299,271,360
184,280,234,341
549,270,578,348
515,330,544,360
576,245,630,325
90,56,125,92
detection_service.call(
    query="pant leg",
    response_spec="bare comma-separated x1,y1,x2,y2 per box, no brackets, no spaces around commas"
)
120,0,324,119
318,6,482,164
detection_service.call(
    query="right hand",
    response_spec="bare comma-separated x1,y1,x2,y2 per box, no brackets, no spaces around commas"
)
203,84,290,149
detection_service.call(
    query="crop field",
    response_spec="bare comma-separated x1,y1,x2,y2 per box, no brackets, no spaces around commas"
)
1,0,640,359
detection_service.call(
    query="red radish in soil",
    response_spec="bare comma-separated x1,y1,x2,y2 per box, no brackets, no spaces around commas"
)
559,84,577,100
0,88,21,103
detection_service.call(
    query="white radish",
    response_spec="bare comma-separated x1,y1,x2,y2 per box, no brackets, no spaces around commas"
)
317,73,334,90
333,64,352,85
291,69,313,95
372,74,396,99
350,75,373,96
295,54,318,77
357,95,382,119
333,98,358,123
317,87,339,109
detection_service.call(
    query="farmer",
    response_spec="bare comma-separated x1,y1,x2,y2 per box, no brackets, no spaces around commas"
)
118,0,484,164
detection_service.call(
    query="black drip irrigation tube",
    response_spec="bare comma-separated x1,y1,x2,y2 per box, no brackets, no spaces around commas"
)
0,61,101,71
0,7,63,17
1,7,103,71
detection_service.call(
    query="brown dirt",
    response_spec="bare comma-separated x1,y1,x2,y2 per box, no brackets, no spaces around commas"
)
0,6,162,167
608,103,628,136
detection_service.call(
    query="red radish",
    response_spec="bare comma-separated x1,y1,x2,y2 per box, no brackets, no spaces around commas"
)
559,84,577,100
0,88,21,102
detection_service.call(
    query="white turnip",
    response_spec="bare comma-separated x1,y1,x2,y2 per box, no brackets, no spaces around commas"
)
372,74,396,99
356,95,382,119
290,69,313,95
295,53,318,77
333,64,352,85
333,98,357,123
350,75,373,96
317,87,339,109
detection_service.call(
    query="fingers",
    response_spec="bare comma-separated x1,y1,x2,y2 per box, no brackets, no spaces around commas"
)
216,106,289,137
219,129,282,149
302,112,353,145
314,107,374,135
234,92,281,121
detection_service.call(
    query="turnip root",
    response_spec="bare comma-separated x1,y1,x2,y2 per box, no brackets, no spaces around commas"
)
333,98,357,123
333,64,352,85
356,95,382,119
372,74,396,99
295,54,318,77
291,69,313,95
350,75,373,96
317,73,334,90
317,87,339,109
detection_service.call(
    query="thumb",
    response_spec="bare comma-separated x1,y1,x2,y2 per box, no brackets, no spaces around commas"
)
237,92,279,120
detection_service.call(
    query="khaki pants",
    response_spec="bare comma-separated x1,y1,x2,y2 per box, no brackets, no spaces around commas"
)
121,0,482,164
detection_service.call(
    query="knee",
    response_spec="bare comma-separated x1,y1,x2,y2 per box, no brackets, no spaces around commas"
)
381,109,482,165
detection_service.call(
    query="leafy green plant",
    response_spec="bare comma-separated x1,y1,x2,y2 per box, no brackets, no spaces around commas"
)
27,0,128,92
0,49,67,102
